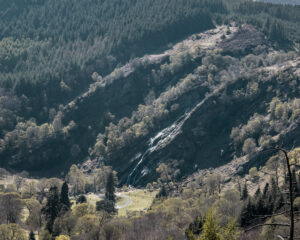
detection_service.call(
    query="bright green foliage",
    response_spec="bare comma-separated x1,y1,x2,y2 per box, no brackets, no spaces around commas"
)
55,235,70,240
221,219,240,240
199,209,222,240
185,229,196,240
198,209,240,240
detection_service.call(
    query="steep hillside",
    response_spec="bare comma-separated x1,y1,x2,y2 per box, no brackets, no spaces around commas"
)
88,24,300,186
0,0,300,186
1,22,299,187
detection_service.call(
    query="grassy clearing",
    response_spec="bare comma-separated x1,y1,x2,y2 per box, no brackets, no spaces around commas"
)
118,189,158,217
70,190,157,217
116,195,127,206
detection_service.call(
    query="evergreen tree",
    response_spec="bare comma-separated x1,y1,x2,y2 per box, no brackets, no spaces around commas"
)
185,216,203,238
263,183,269,198
265,194,275,214
270,178,278,203
263,17,270,35
76,195,87,204
105,171,116,203
241,183,248,200
274,193,284,212
240,199,254,227
268,20,286,44
42,186,60,234
255,196,267,216
60,182,71,211
200,209,221,240
254,187,261,199
101,171,117,214
29,231,35,240
156,185,168,198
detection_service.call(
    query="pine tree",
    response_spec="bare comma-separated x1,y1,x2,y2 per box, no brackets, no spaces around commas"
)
270,178,278,203
265,193,275,214
254,187,261,199
102,171,117,214
263,183,269,198
241,183,248,200
156,185,168,198
29,231,35,240
185,216,203,238
269,20,286,44
263,17,270,35
105,171,116,203
42,186,60,234
240,199,254,227
60,182,71,211
255,196,267,216
274,193,284,212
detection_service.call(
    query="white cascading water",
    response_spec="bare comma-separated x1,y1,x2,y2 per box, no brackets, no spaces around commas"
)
126,113,186,185
126,81,228,186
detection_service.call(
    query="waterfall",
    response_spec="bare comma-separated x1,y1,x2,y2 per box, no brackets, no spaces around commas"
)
126,82,228,185
126,112,187,185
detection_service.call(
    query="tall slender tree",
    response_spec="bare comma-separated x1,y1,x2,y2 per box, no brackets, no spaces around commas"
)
241,183,248,200
29,230,35,240
105,171,116,203
42,186,60,234
60,182,71,211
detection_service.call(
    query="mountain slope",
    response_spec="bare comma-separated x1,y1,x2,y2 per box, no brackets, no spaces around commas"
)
2,23,299,187
0,1,300,186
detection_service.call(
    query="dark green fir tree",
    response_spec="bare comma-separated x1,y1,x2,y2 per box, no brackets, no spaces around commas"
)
241,183,249,200
105,171,116,203
29,230,35,240
60,182,71,210
42,186,60,233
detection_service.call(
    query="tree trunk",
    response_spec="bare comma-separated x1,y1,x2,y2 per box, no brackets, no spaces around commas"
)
279,148,294,240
